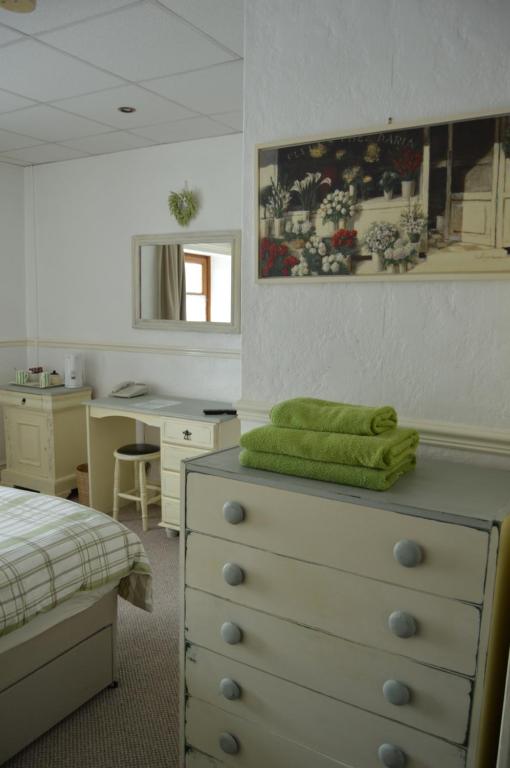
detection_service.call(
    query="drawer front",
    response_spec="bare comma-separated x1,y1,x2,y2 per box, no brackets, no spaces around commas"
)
162,497,180,527
186,646,467,767
186,751,221,767
2,394,44,411
186,534,480,674
187,474,489,604
162,419,215,448
185,589,471,743
161,445,207,472
161,470,180,498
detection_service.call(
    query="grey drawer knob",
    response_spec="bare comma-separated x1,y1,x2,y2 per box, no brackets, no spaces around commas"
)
382,679,411,706
219,732,240,755
221,621,243,645
388,610,417,639
223,562,245,586
219,677,242,700
378,743,407,767
223,501,245,524
393,539,423,568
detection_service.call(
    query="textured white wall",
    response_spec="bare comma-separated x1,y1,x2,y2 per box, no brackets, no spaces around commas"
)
242,0,510,430
26,135,242,402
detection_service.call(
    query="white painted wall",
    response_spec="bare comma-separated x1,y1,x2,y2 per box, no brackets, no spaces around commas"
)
25,134,242,402
242,0,510,434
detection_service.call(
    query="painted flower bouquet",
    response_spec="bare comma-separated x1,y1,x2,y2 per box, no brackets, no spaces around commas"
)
265,177,291,218
318,189,357,227
383,238,418,272
378,170,400,198
291,172,331,212
400,204,427,242
363,221,399,255
393,148,422,181
301,234,329,274
331,228,357,251
285,218,314,247
342,165,362,186
259,237,299,277
322,252,351,275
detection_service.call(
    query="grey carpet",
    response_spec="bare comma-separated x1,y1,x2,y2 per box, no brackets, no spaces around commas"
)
4,507,180,768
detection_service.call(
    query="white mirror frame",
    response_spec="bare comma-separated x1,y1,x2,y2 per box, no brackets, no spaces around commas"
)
132,229,241,333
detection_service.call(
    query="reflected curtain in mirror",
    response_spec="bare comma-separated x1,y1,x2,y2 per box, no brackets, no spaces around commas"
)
158,244,186,321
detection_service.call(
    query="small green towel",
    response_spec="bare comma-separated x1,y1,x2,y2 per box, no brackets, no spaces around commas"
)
270,398,397,435
240,426,418,470
239,449,416,491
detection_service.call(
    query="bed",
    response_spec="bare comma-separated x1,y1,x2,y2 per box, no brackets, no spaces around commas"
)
0,486,152,764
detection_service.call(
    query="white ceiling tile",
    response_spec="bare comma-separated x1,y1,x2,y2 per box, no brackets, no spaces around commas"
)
53,85,196,129
0,143,89,164
40,4,235,82
0,40,122,101
0,0,135,34
0,127,41,151
142,60,242,115
0,24,23,44
60,131,155,154
0,88,35,113
212,110,243,131
132,116,235,143
0,105,113,141
157,0,244,55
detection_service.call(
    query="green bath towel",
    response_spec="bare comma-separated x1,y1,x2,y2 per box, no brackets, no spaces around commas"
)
240,426,419,470
239,449,416,491
270,398,397,436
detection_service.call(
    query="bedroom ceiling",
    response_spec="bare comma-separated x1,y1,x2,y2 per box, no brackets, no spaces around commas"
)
0,0,243,165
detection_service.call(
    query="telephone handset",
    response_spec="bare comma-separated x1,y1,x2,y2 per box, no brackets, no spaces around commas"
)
110,381,148,398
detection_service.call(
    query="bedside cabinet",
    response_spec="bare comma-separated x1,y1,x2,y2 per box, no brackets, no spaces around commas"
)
0,384,91,497
181,447,510,768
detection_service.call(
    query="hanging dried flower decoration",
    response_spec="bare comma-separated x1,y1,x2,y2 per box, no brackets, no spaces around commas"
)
168,185,199,226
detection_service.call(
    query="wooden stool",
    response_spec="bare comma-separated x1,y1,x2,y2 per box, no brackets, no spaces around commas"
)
112,443,161,532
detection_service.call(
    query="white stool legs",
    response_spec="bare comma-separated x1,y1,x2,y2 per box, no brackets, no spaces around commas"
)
112,448,161,531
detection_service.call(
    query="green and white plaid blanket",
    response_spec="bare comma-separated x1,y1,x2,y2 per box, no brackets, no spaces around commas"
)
0,487,153,637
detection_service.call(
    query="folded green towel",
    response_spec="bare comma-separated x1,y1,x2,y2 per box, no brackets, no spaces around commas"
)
240,426,418,470
239,449,416,491
270,398,397,435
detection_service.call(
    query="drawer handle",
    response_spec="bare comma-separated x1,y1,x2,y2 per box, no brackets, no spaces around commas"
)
221,621,243,645
223,562,245,586
382,679,411,706
21,397,26,405
378,743,407,767
388,611,417,639
393,539,423,568
182,429,192,440
223,501,245,525
219,677,242,701
219,732,240,755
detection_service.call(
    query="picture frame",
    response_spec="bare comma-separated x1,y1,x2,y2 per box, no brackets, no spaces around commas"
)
256,109,510,282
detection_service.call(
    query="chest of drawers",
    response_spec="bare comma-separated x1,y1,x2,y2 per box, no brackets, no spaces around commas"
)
181,447,510,768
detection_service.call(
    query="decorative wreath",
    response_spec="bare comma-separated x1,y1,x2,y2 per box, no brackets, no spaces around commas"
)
168,187,199,226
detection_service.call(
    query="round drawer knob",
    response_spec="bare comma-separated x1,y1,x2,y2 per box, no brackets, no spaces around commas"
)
382,679,411,706
378,743,407,767
388,611,417,639
221,621,243,645
223,501,245,525
219,732,240,755
393,539,423,568
223,562,245,586
219,677,242,700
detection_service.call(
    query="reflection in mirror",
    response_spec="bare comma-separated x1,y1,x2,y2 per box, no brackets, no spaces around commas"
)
133,230,240,333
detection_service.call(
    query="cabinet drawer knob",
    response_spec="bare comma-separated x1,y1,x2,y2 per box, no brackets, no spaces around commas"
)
223,562,245,586
219,732,240,755
21,397,26,404
378,743,407,767
182,429,192,440
382,679,411,706
393,539,423,568
388,611,417,639
221,621,243,645
223,501,245,525
219,677,242,700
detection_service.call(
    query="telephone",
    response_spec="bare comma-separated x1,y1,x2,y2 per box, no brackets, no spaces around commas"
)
110,381,149,398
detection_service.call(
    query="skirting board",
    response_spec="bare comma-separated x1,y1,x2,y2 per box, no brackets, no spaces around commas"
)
235,399,510,458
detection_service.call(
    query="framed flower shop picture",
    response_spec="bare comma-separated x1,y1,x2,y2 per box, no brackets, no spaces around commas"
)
256,110,510,281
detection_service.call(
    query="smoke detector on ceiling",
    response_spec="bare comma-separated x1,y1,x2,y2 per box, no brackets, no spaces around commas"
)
0,0,36,12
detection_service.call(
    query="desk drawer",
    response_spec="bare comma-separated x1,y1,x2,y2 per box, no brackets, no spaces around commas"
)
187,473,489,604
186,647,467,766
162,497,180,527
162,419,215,448
161,445,206,472
161,470,180,498
185,589,471,743
186,534,480,675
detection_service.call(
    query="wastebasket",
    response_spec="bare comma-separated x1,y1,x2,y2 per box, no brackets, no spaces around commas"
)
76,463,89,506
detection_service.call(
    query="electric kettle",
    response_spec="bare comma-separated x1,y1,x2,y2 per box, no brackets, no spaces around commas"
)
64,354,84,388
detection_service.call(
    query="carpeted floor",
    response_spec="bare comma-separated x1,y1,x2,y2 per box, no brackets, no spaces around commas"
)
4,507,180,768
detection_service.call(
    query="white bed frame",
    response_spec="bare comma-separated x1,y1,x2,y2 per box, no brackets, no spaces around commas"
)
0,589,118,764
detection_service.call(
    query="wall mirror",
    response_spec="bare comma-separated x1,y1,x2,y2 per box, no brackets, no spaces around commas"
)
132,230,241,333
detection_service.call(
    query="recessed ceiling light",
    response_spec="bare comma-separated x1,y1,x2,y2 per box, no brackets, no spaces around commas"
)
0,0,36,12
118,106,136,114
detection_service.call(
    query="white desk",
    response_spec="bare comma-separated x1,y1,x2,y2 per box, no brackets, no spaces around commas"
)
84,394,240,531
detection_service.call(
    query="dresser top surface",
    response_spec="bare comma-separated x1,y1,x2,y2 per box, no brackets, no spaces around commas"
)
0,384,91,397
84,393,237,423
185,447,510,528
